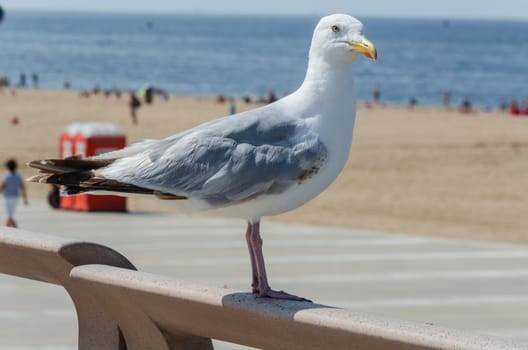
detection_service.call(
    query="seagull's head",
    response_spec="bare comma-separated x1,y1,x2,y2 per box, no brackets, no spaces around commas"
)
310,14,377,65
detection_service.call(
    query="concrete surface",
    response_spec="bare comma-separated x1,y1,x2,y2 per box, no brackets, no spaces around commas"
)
1,202,528,349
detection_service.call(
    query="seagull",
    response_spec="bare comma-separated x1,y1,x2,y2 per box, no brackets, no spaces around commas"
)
28,14,377,301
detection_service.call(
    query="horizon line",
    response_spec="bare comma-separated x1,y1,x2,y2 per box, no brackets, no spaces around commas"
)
3,8,528,22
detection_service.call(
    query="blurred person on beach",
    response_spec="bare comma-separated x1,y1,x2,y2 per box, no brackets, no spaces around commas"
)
373,86,381,104
18,72,26,88
0,77,16,96
0,76,8,88
229,96,236,115
1,159,28,228
459,98,473,114
31,72,38,88
267,90,277,104
408,96,418,109
144,87,153,104
128,92,141,125
443,91,451,107
508,100,521,116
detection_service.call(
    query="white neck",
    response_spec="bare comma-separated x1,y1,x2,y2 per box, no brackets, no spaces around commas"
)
287,54,358,165
294,57,356,112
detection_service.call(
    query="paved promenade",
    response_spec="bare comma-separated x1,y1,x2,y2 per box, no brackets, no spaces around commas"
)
1,202,528,349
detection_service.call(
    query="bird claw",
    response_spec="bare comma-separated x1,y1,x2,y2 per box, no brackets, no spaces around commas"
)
258,288,312,302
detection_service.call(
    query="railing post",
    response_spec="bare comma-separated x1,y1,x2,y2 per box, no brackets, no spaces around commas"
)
59,242,137,349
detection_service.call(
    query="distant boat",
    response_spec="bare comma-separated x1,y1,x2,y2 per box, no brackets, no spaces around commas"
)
0,5,4,24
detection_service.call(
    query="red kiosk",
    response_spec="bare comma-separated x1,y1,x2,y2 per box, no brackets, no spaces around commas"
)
59,122,127,211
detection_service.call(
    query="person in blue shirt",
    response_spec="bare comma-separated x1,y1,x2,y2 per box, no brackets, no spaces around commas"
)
1,159,28,228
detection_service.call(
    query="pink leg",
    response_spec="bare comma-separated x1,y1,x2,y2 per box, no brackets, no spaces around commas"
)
248,221,311,302
245,223,259,293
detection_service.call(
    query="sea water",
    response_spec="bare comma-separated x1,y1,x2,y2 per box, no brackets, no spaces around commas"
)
0,11,527,107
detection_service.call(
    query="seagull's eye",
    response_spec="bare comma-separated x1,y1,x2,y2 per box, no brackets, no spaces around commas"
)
331,25,340,33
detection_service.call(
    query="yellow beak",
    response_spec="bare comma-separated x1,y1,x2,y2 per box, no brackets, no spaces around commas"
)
349,35,377,60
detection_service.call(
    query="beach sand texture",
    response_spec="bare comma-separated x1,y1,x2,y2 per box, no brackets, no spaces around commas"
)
1,89,527,244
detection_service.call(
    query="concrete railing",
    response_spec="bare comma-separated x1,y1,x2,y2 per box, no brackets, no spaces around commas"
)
1,227,527,350
0,228,210,350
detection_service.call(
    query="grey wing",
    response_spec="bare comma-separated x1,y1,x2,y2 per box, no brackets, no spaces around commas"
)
99,115,327,207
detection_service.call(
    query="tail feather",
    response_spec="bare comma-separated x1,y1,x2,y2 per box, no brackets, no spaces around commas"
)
28,157,115,174
27,157,186,200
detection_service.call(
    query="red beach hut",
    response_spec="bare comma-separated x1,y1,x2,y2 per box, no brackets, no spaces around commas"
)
59,122,127,211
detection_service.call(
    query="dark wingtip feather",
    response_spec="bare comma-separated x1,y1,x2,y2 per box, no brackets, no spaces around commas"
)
27,157,188,200
27,157,116,174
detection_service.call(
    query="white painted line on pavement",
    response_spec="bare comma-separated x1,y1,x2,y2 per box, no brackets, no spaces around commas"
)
213,269,528,284
325,295,528,308
120,237,432,250
160,250,528,266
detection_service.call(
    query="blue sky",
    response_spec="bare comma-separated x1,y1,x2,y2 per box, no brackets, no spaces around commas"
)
1,0,528,20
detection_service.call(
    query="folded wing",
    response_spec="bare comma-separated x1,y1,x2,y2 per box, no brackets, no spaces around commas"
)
28,112,327,208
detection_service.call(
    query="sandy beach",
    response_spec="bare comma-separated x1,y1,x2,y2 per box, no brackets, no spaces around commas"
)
1,89,527,244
